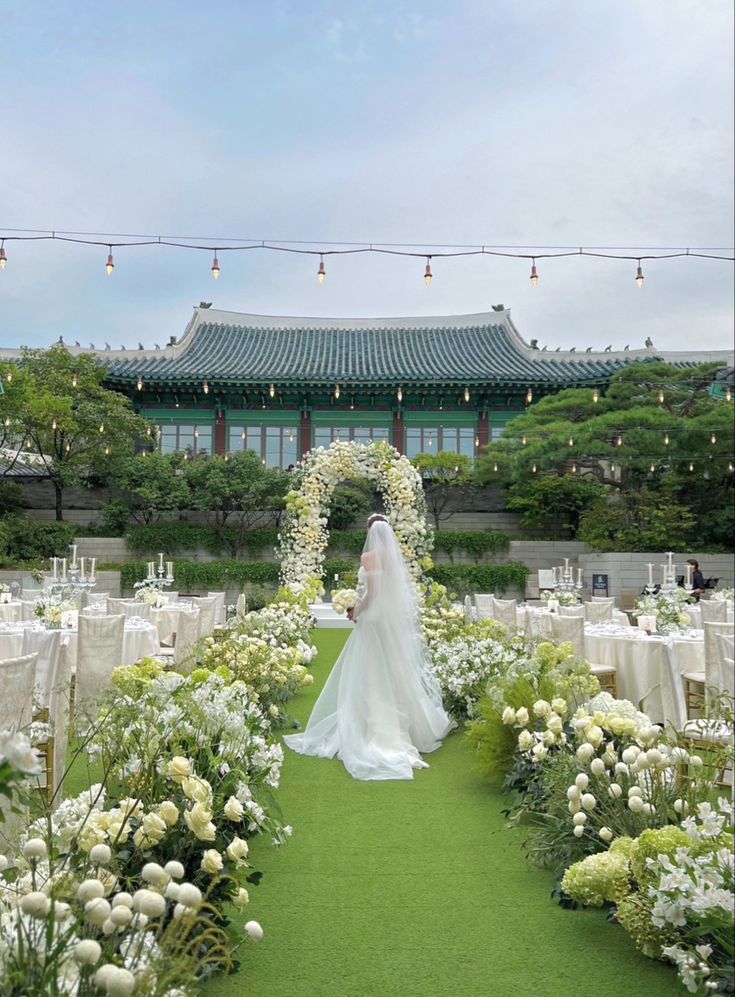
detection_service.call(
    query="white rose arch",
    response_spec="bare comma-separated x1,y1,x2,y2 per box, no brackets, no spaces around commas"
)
277,440,433,595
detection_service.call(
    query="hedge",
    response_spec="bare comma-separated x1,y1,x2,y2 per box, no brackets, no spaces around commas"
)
124,524,510,561
119,558,528,598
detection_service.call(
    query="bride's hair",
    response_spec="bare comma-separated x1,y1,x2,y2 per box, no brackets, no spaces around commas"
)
367,513,388,528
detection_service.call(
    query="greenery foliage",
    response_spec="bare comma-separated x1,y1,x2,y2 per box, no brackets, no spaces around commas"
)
326,478,375,531
412,451,476,527
0,517,76,566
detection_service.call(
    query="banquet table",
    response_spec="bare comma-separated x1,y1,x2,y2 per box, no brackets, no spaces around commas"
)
150,601,196,644
0,601,23,624
516,605,630,637
685,602,734,629
0,618,160,672
583,623,704,724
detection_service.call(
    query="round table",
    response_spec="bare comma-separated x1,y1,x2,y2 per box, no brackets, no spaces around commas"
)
0,619,160,673
584,623,704,725
150,601,196,644
0,601,23,624
517,606,630,638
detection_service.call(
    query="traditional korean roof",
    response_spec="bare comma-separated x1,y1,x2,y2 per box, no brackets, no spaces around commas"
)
94,307,732,391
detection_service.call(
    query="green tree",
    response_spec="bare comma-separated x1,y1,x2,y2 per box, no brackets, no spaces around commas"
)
0,347,151,520
106,452,190,526
412,451,476,528
506,476,603,539
184,451,289,555
327,479,375,531
477,362,733,548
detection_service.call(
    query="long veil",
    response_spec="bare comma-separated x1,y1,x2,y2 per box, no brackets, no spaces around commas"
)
283,519,452,781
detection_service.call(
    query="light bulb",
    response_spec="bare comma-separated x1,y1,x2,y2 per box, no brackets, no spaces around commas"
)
104,445,110,455
65,443,71,452
650,463,655,472
529,260,538,287
664,433,669,445
334,385,340,400
729,462,734,472
464,387,470,403
521,435,527,446
0,244,6,270
241,430,246,440
689,462,694,472
5,370,12,383
146,426,152,437
183,453,188,461
99,423,104,434
52,418,57,430
493,462,498,472
711,433,717,444
105,249,114,276
397,386,403,403
610,463,616,473
203,381,209,395
424,257,432,285
568,436,574,447
726,386,732,402
571,462,577,474
474,436,479,448
635,262,644,288
269,383,275,398
72,372,78,388
592,389,599,404
532,463,537,473
211,252,220,280
137,377,143,391
616,434,623,447
526,388,533,405
318,256,326,283
3,417,10,427
658,389,665,404
224,454,229,462
194,429,199,439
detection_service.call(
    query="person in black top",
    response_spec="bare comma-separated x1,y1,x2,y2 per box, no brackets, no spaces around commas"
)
687,558,706,599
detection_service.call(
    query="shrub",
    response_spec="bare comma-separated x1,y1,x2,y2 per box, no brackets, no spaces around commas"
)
326,479,375,531
0,518,76,566
0,482,24,516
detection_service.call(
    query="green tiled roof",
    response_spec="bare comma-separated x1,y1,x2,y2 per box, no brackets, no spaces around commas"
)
104,308,692,389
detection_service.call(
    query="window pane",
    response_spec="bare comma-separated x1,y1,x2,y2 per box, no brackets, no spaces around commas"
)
459,428,475,458
440,429,459,454
196,427,212,456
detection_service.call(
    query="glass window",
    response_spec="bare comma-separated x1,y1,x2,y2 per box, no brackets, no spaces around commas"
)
405,426,477,459
228,425,298,469
158,424,211,456
314,426,389,447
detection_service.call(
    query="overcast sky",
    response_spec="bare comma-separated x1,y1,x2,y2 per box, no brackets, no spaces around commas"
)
1,0,733,352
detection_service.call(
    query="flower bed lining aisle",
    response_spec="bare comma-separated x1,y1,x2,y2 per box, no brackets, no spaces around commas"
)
201,631,684,997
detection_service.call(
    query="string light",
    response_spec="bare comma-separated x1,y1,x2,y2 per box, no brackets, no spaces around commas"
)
493,462,498,472
105,247,114,275
664,433,669,445
241,430,246,440
571,462,577,473
529,259,538,287
318,255,326,283
616,434,623,447
474,435,480,448
610,463,616,473
397,386,403,403
51,418,57,430
0,241,6,269
658,389,665,404
729,462,734,472
146,426,152,437
650,463,656,472
532,463,537,473
4,370,11,383
689,462,694,471
726,386,732,402
104,444,110,455
464,387,470,403
526,388,533,405
203,381,209,395
592,389,600,404
71,371,78,388
334,384,340,400
3,417,10,427
99,423,104,434
568,436,574,447
194,429,199,439
521,435,527,446
269,383,276,398
635,261,645,287
136,376,143,391
424,257,432,285
211,252,220,280
711,432,717,444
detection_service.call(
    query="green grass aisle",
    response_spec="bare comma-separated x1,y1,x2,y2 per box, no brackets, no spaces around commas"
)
205,630,683,997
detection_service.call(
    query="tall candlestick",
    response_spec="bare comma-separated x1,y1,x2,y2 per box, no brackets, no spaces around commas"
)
90,557,96,581
660,564,667,586
147,561,155,580
166,560,173,579
70,544,77,568
158,552,164,572
52,556,58,581
577,567,583,585
647,563,654,587
686,563,692,587
61,558,67,581
564,557,570,571
79,557,85,581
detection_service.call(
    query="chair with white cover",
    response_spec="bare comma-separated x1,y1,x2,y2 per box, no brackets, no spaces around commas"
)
21,630,65,800
107,597,151,621
21,628,62,712
163,591,179,604
47,640,74,798
463,595,473,625
0,602,22,623
21,598,40,621
584,601,614,624
700,599,729,624
474,594,494,621
208,591,227,626
551,614,617,696
684,622,735,717
0,653,38,730
490,597,517,631
590,596,616,605
75,614,125,715
236,593,248,617
190,595,218,637
559,604,585,618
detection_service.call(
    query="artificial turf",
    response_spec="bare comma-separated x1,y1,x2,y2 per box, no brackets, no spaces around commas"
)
203,629,684,997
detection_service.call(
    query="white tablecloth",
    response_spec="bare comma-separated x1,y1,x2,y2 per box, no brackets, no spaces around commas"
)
0,601,23,623
0,620,160,672
150,602,196,643
517,606,630,637
685,603,734,629
584,624,704,724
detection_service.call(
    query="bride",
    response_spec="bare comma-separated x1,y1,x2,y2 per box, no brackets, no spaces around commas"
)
283,514,454,781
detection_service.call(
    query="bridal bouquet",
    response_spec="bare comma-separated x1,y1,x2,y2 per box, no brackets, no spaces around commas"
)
332,589,358,616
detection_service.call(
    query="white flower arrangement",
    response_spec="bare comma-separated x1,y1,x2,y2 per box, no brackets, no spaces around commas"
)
33,597,75,628
541,590,579,607
634,589,694,634
331,588,358,615
276,440,433,597
710,587,734,602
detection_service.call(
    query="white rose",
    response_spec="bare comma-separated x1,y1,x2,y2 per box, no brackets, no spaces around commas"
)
158,801,180,827
184,803,217,842
226,836,250,867
551,697,568,715
517,730,535,752
224,796,245,822
599,827,614,842
20,891,51,918
515,707,530,727
232,887,250,909
501,706,516,725
201,849,224,875
245,920,264,942
533,700,551,718
182,776,213,804
166,756,193,783
532,743,548,761
73,939,102,965
576,743,595,763
585,725,604,748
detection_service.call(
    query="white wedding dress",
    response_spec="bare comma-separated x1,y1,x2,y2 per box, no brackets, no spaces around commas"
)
283,521,453,781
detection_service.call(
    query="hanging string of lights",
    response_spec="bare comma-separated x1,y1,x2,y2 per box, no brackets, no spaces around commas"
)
0,229,732,283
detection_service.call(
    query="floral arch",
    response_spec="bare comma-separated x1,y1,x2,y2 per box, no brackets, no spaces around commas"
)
277,440,433,596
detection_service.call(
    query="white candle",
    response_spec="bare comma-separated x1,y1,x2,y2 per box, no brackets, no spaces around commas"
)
52,557,57,581
166,560,173,579
335,573,339,583
577,567,583,585
564,558,570,571
158,552,164,572
647,563,653,587
90,557,96,581
79,557,85,581
660,564,667,586
686,563,692,586
61,558,67,581
667,551,674,569
147,561,155,580
70,544,77,568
